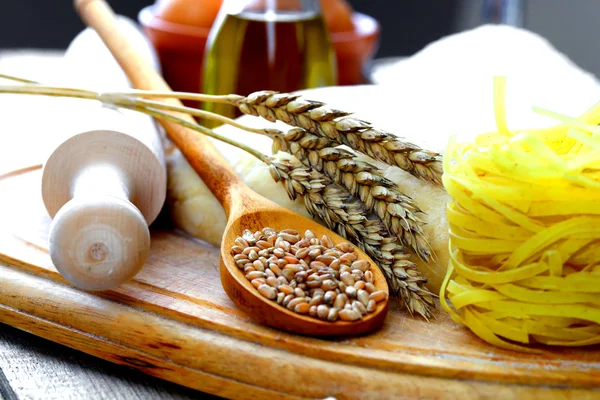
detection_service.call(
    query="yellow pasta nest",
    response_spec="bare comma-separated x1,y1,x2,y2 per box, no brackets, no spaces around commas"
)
441,76,600,352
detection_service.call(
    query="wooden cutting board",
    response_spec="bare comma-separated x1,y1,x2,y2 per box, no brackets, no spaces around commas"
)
0,168,599,400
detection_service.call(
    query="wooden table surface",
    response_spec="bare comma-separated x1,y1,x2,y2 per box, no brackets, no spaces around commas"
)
4,33,600,398
0,322,223,400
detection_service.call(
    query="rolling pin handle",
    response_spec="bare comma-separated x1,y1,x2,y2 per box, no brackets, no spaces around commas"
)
42,128,165,291
48,189,150,292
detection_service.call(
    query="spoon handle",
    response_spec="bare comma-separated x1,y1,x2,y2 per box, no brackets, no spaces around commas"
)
74,0,248,215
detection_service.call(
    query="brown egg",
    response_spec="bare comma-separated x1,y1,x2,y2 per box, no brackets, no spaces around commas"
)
154,0,224,27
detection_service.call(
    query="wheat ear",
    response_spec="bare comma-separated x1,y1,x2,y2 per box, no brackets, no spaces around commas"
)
271,128,433,262
237,91,443,185
269,154,435,319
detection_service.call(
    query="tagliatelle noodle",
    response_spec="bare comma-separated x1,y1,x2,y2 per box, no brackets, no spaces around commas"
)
441,76,600,351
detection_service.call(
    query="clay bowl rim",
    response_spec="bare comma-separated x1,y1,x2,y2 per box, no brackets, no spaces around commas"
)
330,12,380,43
138,5,213,38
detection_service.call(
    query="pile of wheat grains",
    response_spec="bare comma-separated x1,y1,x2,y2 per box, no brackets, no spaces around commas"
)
231,227,388,322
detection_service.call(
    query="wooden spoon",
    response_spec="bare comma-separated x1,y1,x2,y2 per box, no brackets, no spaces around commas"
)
75,0,389,336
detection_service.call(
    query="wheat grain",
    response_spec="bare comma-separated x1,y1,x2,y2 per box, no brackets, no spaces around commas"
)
233,227,388,321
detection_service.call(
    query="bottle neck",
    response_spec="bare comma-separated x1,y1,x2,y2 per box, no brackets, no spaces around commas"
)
222,0,322,15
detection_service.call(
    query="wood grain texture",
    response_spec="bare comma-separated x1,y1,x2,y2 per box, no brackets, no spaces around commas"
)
0,323,218,400
41,126,166,224
1,168,600,399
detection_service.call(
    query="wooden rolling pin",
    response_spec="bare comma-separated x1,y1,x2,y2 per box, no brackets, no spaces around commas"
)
41,18,166,291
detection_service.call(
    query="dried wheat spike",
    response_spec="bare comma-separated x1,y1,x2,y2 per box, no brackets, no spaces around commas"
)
268,154,435,319
272,129,433,262
238,91,443,185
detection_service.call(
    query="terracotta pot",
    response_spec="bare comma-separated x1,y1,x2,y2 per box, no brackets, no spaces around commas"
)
331,12,380,85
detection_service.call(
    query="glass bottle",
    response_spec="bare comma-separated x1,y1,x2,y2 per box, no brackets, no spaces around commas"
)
201,0,337,126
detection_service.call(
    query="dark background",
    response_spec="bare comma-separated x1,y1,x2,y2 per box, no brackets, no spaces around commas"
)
0,0,459,58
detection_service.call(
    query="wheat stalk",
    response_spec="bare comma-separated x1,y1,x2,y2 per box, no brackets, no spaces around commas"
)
271,128,433,262
269,155,435,319
237,91,444,185
32,82,443,183
0,75,436,318
140,104,437,317
112,100,437,318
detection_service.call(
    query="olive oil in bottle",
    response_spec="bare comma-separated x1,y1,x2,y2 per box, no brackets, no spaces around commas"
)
201,1,337,126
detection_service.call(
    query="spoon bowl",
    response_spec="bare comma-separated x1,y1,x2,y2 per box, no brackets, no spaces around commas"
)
220,203,389,336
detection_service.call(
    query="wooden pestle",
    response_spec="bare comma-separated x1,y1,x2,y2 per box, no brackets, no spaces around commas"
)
41,19,166,291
